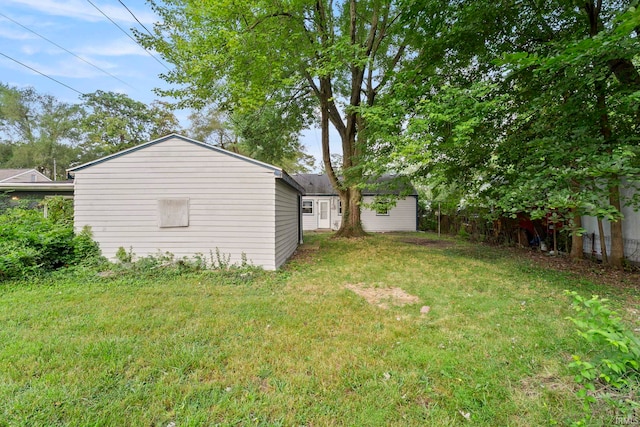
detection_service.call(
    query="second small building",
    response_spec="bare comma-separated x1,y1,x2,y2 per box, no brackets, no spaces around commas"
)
293,173,418,232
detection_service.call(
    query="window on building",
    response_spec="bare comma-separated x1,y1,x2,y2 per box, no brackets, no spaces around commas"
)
338,200,342,216
374,199,390,216
302,200,313,215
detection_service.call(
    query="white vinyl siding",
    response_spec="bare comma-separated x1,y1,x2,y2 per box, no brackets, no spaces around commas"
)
361,196,417,232
73,136,294,270
300,195,417,232
581,181,640,263
274,180,299,268
301,197,338,230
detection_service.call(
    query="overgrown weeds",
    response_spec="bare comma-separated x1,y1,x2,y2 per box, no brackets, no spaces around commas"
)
0,206,103,280
565,291,640,425
107,247,258,282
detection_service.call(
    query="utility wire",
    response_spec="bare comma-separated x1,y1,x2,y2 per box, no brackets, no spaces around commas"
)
0,51,85,95
0,11,135,90
85,0,170,71
117,0,154,37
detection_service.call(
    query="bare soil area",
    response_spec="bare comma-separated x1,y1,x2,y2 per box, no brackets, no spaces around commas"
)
345,283,421,309
518,248,640,291
398,237,456,249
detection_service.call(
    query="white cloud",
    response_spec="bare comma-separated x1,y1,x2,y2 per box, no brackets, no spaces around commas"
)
77,37,150,57
0,24,37,41
5,0,157,25
17,56,112,80
20,45,42,55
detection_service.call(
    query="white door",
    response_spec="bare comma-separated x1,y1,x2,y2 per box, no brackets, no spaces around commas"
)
318,200,331,229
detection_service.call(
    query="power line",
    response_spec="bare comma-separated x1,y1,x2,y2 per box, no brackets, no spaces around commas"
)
117,0,154,37
0,11,135,90
0,51,85,96
85,0,170,71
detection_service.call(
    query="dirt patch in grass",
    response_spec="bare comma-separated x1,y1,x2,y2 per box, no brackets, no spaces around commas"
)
519,248,640,291
519,373,576,399
346,283,421,309
398,237,456,249
289,242,321,263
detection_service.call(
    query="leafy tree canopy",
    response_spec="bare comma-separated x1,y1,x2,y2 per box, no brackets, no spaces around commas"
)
0,84,82,180
79,90,180,159
139,0,416,236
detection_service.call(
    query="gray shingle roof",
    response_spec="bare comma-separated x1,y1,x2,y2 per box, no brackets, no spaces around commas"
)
292,174,417,196
0,168,51,182
0,169,31,180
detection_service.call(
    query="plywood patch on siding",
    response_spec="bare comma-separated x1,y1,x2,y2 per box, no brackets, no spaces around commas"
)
345,283,420,309
158,198,189,228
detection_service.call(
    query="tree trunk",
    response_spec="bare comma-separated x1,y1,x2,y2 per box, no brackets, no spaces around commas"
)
597,217,608,264
608,183,625,268
336,187,365,238
317,76,366,238
569,210,584,260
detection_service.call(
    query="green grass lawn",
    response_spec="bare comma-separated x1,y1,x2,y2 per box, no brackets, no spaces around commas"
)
1,232,638,426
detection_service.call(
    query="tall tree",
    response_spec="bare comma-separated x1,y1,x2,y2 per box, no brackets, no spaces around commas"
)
369,0,639,266
139,0,414,237
186,107,237,151
232,101,316,173
0,84,82,180
491,1,640,267
186,103,315,172
79,91,180,159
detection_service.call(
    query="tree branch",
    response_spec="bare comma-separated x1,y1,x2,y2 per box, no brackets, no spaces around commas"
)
248,12,294,31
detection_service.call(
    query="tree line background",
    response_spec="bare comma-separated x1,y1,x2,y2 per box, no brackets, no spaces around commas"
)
0,85,316,181
2,0,639,267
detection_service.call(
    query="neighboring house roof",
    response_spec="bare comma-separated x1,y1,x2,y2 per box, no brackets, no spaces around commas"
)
293,174,418,196
67,133,304,194
0,168,52,183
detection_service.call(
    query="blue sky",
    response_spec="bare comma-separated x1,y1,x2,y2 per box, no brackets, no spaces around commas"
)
1,0,170,106
0,0,324,167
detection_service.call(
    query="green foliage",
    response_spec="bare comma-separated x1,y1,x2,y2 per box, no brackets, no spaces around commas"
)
0,240,41,278
140,1,419,235
0,208,74,278
185,106,237,150
457,227,470,240
78,90,180,159
115,246,133,264
0,83,82,180
72,226,103,266
0,207,103,280
360,0,640,265
44,196,73,225
106,248,259,284
0,84,182,175
565,291,640,423
231,102,316,173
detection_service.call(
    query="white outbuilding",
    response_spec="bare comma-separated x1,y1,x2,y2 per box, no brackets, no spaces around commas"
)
68,134,304,270
293,173,418,232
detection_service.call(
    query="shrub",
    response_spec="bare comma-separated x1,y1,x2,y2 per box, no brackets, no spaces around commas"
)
0,241,41,278
0,207,103,280
72,226,104,266
43,196,73,225
565,291,640,425
115,246,133,264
